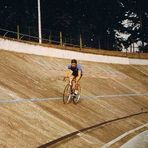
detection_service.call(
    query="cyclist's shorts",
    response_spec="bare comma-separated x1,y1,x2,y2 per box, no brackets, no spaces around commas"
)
72,71,83,78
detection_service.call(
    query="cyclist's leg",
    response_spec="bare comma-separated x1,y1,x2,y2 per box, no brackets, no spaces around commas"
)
70,71,80,93
75,75,82,94
69,75,76,95
69,75,75,86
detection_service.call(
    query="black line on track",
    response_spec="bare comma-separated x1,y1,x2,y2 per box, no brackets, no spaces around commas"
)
38,111,148,148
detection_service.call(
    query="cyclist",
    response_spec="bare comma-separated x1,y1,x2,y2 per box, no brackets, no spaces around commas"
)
64,59,83,95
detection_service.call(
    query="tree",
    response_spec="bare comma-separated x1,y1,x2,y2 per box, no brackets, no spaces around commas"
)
0,0,147,52
113,0,148,52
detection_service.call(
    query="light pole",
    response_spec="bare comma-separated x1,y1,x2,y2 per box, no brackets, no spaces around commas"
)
37,0,42,44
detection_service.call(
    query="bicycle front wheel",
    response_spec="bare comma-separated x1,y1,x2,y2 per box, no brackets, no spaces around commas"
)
63,84,71,104
73,85,81,104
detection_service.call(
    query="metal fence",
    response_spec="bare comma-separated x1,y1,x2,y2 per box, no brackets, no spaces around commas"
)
0,27,147,53
0,27,83,49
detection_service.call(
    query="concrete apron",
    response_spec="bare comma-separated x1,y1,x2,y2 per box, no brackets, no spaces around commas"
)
120,130,148,148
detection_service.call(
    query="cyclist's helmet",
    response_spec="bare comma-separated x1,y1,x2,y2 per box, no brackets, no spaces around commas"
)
71,59,77,64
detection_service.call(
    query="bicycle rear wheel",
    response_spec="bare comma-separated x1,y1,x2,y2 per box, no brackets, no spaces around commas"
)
63,84,72,104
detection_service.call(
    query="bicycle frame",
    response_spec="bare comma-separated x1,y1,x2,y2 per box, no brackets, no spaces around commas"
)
63,78,81,104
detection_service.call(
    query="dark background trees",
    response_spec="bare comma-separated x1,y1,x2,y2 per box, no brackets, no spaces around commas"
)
0,0,147,52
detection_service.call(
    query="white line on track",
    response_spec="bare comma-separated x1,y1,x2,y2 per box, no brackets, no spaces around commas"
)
0,93,148,104
0,97,61,104
101,123,148,148
90,93,148,99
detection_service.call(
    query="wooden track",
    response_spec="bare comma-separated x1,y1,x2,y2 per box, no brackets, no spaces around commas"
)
38,111,148,148
0,50,148,148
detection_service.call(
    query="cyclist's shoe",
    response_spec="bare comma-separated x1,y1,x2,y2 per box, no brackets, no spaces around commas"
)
74,90,78,95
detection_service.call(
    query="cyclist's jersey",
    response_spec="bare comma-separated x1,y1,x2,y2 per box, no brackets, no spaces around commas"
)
68,64,83,77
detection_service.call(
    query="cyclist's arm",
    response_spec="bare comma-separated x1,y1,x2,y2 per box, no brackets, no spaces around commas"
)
64,65,71,77
65,70,72,78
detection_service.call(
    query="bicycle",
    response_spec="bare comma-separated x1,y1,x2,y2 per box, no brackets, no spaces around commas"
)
63,78,81,104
